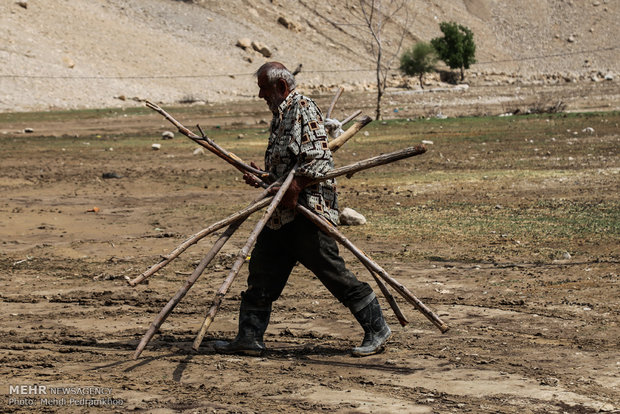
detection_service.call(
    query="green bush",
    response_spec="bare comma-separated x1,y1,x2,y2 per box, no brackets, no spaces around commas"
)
431,22,476,81
399,42,438,89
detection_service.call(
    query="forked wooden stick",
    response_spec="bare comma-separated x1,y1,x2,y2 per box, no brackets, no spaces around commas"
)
296,204,449,333
145,100,268,179
192,164,300,350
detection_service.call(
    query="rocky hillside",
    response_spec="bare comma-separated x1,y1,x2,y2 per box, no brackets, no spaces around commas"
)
1,0,617,112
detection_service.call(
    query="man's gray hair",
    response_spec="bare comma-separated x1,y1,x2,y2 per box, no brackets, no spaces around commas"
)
256,65,297,90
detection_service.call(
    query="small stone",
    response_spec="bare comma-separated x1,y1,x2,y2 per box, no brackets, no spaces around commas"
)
62,56,75,69
192,147,205,156
422,140,434,145
251,41,272,58
151,143,161,150
567,35,575,43
562,251,572,260
236,38,252,50
16,0,28,9
339,207,366,226
24,127,34,133
237,134,245,139
582,127,594,134
277,16,301,32
162,131,174,140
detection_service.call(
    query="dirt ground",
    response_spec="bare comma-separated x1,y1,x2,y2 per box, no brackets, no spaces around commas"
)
0,84,618,413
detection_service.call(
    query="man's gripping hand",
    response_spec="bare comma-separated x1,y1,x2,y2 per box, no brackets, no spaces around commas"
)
281,176,312,209
243,162,264,188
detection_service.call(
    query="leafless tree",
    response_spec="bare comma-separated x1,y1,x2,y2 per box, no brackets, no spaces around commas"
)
347,0,411,120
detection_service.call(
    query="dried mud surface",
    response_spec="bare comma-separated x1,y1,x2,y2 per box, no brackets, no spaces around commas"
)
1,87,619,413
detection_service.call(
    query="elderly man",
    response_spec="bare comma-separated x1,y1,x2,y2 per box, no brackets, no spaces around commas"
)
214,62,390,357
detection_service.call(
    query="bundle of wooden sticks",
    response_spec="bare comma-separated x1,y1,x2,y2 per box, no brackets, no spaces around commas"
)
131,90,448,359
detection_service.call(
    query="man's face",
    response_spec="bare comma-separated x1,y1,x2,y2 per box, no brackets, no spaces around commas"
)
257,73,286,114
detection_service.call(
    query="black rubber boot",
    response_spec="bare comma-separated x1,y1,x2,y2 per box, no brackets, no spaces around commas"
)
351,298,391,357
213,306,270,356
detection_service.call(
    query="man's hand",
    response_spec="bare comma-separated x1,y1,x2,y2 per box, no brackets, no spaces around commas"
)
280,176,312,209
243,162,264,188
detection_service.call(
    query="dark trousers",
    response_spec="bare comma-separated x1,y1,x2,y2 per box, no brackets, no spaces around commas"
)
242,215,373,312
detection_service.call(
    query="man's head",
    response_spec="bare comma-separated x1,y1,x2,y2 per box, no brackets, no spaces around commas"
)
255,62,296,113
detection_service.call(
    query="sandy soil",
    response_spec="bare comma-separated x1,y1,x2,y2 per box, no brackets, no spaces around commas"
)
1,86,619,413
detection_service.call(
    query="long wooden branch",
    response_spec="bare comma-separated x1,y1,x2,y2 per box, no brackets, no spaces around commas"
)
340,110,363,127
328,115,372,152
192,164,300,351
296,204,449,333
133,219,242,359
315,144,426,182
145,100,268,179
327,87,344,119
128,195,272,286
365,264,409,327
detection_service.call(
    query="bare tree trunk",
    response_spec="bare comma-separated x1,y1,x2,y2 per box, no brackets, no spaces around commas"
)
375,70,383,120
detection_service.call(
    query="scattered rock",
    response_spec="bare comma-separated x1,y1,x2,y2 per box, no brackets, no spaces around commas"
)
339,207,366,226
192,147,205,156
16,0,27,9
151,143,161,150
235,38,252,50
24,128,34,133
539,376,559,386
582,127,594,134
102,172,123,179
562,251,572,260
62,56,75,69
161,131,174,140
421,140,434,145
604,72,614,81
277,16,301,32
567,35,575,43
237,133,244,139
251,41,272,58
